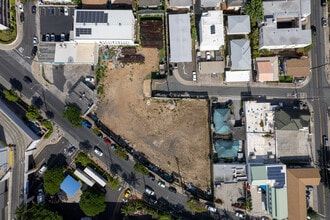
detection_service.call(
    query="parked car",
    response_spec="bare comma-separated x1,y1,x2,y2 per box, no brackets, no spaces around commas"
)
145,186,155,195
64,6,69,16
20,13,24,23
67,146,76,156
322,17,327,28
31,46,38,58
50,33,55,42
60,33,65,42
45,33,50,42
82,120,92,128
94,146,103,157
49,7,54,15
147,172,155,181
103,137,111,145
206,205,217,213
33,36,38,46
206,51,211,61
311,25,316,35
168,186,177,193
124,188,131,198
38,164,47,175
321,0,326,6
235,210,245,219
192,71,197,82
306,185,314,191
37,189,44,204
23,76,32,84
31,5,36,14
85,76,94,82
111,144,117,151
19,3,24,12
158,180,166,188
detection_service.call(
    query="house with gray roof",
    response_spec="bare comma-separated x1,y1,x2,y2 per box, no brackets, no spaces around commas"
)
201,0,221,8
275,109,310,131
226,0,245,10
168,14,192,62
227,15,250,35
169,0,192,8
259,0,311,50
139,0,162,8
230,39,251,70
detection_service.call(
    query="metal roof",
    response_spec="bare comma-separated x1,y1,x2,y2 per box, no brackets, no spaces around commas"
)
227,15,250,35
60,175,81,197
230,39,251,70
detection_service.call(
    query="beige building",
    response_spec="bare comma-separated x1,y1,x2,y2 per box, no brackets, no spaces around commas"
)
256,56,279,82
286,58,310,78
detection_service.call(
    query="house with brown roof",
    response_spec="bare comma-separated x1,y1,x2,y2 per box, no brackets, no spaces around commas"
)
82,0,108,9
286,58,310,78
287,168,320,220
256,56,279,82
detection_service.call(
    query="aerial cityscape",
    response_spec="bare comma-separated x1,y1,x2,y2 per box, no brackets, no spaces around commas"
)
0,0,328,219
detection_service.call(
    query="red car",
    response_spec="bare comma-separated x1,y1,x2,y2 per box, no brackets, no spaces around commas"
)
103,137,111,145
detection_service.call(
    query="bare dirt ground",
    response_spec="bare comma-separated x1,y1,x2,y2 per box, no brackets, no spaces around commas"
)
96,47,211,189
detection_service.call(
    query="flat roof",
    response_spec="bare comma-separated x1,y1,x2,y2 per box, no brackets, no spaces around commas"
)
286,58,310,77
214,163,247,183
269,187,288,219
249,164,286,187
73,10,135,45
168,14,192,62
199,11,224,51
287,168,320,220
244,101,276,162
263,0,311,17
60,175,81,197
82,0,107,4
225,70,250,82
54,42,98,64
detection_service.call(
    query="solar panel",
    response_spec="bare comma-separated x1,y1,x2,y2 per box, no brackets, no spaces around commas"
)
76,28,92,37
210,25,215,34
267,166,285,187
76,11,108,23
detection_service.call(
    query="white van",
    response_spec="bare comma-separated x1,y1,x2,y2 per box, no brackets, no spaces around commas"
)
38,164,47,175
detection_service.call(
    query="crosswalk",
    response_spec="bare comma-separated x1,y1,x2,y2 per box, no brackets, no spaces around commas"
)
6,49,32,72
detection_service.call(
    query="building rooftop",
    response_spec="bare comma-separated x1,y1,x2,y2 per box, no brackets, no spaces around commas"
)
73,10,135,45
275,109,310,130
67,80,97,115
214,164,247,183
286,58,310,77
82,0,107,4
201,0,221,8
244,101,276,162
287,168,320,220
263,0,311,18
249,164,287,187
169,0,192,7
60,175,81,197
168,14,192,62
139,0,162,7
227,0,245,8
256,56,279,82
230,39,251,70
199,11,225,51
227,15,250,35
268,187,288,219
215,140,240,158
213,108,231,134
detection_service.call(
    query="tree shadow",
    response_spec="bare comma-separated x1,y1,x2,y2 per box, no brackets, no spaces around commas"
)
32,96,44,109
9,78,23,92
46,154,68,169
110,163,122,175
46,110,54,119
79,140,93,152
122,172,140,187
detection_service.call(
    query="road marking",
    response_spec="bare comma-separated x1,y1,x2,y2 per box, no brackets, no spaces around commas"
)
9,149,13,167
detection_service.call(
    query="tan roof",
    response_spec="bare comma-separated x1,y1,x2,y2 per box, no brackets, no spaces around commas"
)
286,58,310,77
287,168,320,220
256,56,279,82
82,0,107,5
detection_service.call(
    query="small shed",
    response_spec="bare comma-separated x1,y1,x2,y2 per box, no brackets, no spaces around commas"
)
60,175,81,197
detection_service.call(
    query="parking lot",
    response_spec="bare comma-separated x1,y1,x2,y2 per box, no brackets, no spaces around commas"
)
214,182,245,212
39,6,74,42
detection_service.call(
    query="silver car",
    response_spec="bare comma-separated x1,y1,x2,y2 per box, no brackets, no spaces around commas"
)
94,146,103,157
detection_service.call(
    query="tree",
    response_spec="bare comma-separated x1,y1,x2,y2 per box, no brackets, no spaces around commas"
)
133,163,148,175
79,188,106,216
3,89,19,102
244,0,263,26
43,167,65,195
107,175,121,190
63,105,83,127
187,199,206,213
15,204,62,220
26,105,41,120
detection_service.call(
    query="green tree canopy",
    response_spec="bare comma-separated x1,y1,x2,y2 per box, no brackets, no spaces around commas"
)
133,162,148,176
16,204,62,220
43,167,65,195
245,0,263,26
3,89,19,102
187,199,206,213
26,105,41,120
63,105,83,127
79,188,106,216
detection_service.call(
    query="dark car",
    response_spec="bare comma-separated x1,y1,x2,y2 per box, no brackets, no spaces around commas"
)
20,13,24,23
321,0,326,6
31,5,36,14
23,76,32,84
67,146,76,156
49,7,54,15
103,137,111,145
311,25,316,35
82,120,92,128
168,186,177,193
147,172,155,181
31,46,38,57
50,33,55,42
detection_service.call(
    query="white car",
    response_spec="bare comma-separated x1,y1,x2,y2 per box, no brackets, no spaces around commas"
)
18,3,24,12
33,36,38,46
206,205,217,213
85,76,94,82
206,51,211,61
145,186,155,195
158,180,166,188
94,146,103,156
38,164,47,175
64,6,69,16
235,210,245,218
192,71,197,82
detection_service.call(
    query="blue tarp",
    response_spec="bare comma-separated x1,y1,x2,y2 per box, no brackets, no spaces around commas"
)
60,175,81,197
215,140,239,158
213,108,231,134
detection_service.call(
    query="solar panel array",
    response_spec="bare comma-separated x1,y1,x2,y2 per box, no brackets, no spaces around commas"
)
210,25,215,34
76,28,92,37
76,11,108,23
267,166,285,187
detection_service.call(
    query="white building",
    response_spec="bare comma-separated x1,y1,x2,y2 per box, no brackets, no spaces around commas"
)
259,0,311,50
73,10,135,45
199,11,225,51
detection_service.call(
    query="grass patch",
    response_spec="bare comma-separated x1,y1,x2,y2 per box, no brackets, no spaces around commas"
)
115,146,129,160
190,14,196,42
75,152,94,167
279,75,293,83
42,120,53,139
107,174,121,190
0,6,16,43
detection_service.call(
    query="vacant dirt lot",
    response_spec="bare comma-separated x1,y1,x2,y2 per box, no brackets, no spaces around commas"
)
96,48,211,189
